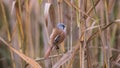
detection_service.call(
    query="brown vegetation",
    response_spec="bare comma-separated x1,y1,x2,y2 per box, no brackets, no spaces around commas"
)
0,0,120,68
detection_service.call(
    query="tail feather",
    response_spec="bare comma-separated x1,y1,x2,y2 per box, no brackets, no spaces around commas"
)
44,46,53,59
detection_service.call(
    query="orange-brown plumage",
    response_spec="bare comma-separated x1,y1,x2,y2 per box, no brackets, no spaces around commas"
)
50,28,66,46
44,23,66,59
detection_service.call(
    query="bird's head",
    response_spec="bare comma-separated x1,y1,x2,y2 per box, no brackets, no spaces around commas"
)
57,23,66,31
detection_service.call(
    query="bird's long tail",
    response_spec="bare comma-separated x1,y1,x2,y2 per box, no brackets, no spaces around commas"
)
44,45,53,59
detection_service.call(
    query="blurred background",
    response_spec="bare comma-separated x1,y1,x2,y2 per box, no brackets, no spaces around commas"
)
0,0,120,68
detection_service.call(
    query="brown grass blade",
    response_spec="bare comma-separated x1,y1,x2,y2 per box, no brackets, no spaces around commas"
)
64,0,95,21
15,0,24,41
11,1,16,15
0,0,11,41
86,0,100,15
57,0,63,23
44,3,56,27
87,20,120,43
52,50,72,68
53,41,80,68
0,37,42,68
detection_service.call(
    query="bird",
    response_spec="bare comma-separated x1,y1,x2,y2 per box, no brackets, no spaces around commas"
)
44,23,66,59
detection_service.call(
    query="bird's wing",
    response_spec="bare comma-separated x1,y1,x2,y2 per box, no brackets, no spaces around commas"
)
53,34,61,44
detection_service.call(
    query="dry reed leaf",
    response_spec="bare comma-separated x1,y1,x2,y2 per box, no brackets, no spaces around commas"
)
36,54,63,61
44,3,56,27
86,0,100,15
64,0,95,21
85,25,100,31
0,37,42,68
57,0,63,23
15,0,24,41
53,41,80,68
114,19,120,22
52,50,72,68
11,1,16,15
84,20,100,31
0,0,11,41
87,20,120,43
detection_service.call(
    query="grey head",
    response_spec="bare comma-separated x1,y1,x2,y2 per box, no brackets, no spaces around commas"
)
57,23,66,30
